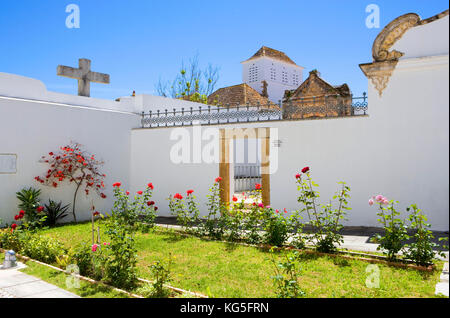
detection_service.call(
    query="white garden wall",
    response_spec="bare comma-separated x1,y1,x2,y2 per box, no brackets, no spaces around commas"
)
0,74,140,225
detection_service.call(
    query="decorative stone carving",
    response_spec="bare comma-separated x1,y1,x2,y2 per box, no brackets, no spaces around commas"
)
359,10,449,96
372,13,421,63
360,60,398,97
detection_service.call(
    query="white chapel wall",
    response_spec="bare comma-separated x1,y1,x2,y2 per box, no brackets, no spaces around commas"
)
0,73,140,224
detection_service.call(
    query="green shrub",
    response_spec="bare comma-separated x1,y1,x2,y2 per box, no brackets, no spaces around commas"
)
403,204,446,266
102,216,138,289
270,249,305,298
243,205,263,244
16,187,42,224
148,254,173,298
262,208,290,247
0,227,65,264
20,235,66,264
201,179,227,240
370,195,409,261
43,199,69,226
72,243,94,276
288,210,306,249
111,182,157,229
226,198,244,242
0,227,29,251
296,168,350,253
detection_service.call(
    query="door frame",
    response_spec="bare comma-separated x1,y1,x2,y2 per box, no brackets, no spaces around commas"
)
219,127,270,206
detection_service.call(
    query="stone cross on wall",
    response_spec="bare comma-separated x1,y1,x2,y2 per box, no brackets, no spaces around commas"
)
57,58,110,97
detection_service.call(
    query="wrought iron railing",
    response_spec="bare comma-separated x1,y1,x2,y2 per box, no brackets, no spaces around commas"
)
140,93,368,128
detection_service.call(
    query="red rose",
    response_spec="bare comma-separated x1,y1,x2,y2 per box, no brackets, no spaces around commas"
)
147,183,154,190
301,166,310,173
93,211,100,216
215,177,222,183
14,215,20,220
154,206,158,211
19,210,25,216
255,183,262,190
137,191,143,195
187,190,194,195
11,223,17,230
147,201,155,206
174,193,183,200
100,193,106,199
295,173,301,179
113,182,121,188
232,196,238,202
49,152,54,156
126,191,130,195
36,206,45,212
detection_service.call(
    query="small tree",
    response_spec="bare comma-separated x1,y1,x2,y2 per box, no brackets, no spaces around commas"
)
156,55,219,104
35,142,106,222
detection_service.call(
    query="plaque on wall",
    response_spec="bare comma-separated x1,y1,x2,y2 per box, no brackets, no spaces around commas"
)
0,154,17,174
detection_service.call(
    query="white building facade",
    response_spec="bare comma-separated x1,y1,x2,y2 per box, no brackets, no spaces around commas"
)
241,46,304,104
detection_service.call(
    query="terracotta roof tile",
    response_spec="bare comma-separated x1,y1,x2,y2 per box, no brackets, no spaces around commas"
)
243,46,297,65
207,83,279,109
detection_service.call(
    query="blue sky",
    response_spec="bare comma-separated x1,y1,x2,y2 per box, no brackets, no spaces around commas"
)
0,0,448,100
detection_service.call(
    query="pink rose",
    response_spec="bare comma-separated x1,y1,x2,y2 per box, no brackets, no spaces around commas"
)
368,199,374,206
375,195,384,202
91,244,99,252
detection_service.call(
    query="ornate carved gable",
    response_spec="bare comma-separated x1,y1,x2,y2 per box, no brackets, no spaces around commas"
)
360,9,449,96
290,70,340,99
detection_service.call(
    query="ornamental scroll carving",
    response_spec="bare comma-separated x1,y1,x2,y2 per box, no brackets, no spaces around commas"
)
360,10,449,96
372,13,420,62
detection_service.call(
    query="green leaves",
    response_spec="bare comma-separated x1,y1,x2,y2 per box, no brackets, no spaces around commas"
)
402,204,443,266
16,187,42,223
270,249,305,298
295,171,350,253
42,199,69,226
374,200,409,261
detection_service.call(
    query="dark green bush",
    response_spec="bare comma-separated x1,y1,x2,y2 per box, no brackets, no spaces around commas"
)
43,199,69,226
16,187,42,223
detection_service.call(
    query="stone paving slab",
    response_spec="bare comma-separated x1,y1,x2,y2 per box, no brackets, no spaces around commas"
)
0,263,80,298
2,279,59,297
0,272,40,288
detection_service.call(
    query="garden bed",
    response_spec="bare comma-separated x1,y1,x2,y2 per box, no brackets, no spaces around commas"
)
39,222,444,298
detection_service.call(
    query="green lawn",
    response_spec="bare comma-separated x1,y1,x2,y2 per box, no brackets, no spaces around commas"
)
38,221,444,298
